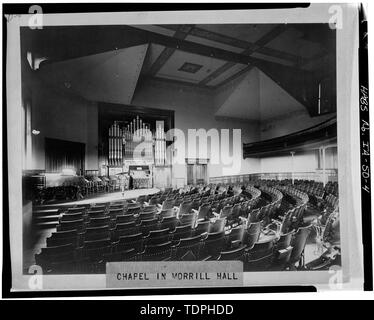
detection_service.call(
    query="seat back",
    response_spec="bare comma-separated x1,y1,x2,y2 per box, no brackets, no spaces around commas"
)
171,235,202,260
220,205,232,219
193,221,210,236
60,212,85,222
208,218,226,233
67,207,86,214
35,244,76,273
138,211,157,221
116,214,137,224
179,213,197,228
244,221,262,248
200,231,226,259
246,239,274,271
227,225,246,248
219,245,246,261
87,210,106,218
57,219,85,232
108,208,124,218
159,209,175,219
289,225,312,264
126,206,141,215
103,248,137,263
197,204,211,220
142,205,158,212
139,218,159,236
82,239,112,261
276,230,295,251
179,201,192,216
161,199,175,210
171,225,192,242
88,216,111,227
117,233,144,252
144,228,171,245
84,225,111,241
149,197,160,205
140,241,172,261
159,216,179,231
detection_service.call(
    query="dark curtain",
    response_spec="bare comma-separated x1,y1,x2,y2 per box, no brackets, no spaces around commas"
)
45,138,85,175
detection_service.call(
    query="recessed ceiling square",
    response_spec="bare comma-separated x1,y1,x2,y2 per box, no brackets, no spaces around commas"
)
178,62,203,74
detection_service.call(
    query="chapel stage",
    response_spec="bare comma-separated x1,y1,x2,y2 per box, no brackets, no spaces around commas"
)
39,188,160,208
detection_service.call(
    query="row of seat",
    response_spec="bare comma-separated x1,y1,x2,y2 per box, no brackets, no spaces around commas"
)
36,223,313,274
35,181,315,274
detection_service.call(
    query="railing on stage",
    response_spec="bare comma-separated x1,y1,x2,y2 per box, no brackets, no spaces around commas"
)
208,170,338,185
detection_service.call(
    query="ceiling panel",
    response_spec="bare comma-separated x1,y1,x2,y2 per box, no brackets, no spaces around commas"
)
38,44,148,105
207,63,248,87
251,52,295,67
131,25,176,37
185,34,244,53
195,24,277,44
156,49,227,83
266,27,323,59
215,67,305,121
141,43,165,74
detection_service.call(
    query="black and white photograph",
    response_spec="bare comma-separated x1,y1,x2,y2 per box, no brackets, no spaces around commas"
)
3,2,369,293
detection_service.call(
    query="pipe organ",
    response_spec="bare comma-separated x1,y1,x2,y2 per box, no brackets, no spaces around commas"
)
106,115,169,188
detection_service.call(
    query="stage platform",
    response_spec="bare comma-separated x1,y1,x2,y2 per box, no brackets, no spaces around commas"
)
39,188,160,208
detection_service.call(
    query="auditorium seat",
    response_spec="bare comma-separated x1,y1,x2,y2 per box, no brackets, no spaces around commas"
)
115,214,137,224
193,221,210,236
159,216,179,231
87,210,107,218
35,243,76,274
161,199,175,210
178,201,193,216
194,203,212,222
66,207,86,214
179,213,197,228
149,196,160,205
126,205,141,215
89,204,107,212
139,218,159,236
289,224,312,268
88,216,111,227
244,221,262,248
144,228,171,245
158,209,175,219
142,204,158,212
116,233,143,253
46,230,80,248
219,205,232,219
102,248,137,263
112,222,139,240
170,225,192,243
191,199,200,210
245,239,275,271
199,231,226,260
138,211,157,221
138,241,172,261
218,245,246,261
108,208,124,218
171,234,202,260
80,239,112,272
208,218,226,233
60,212,85,222
226,225,246,249
84,226,111,241
57,219,85,232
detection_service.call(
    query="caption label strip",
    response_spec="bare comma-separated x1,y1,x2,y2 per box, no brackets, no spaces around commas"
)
106,261,243,288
